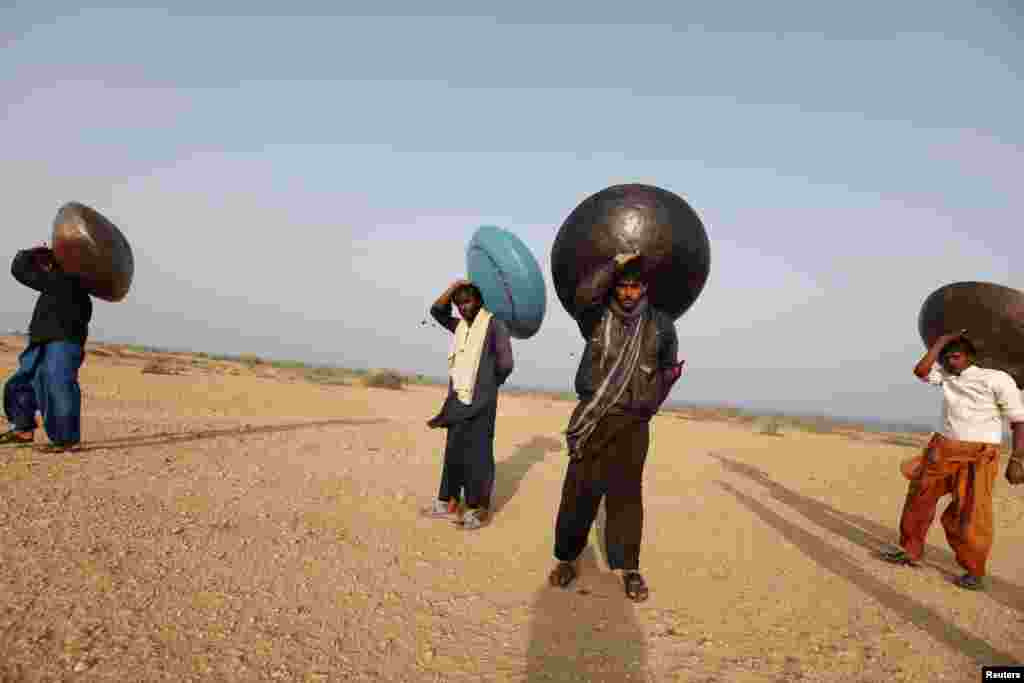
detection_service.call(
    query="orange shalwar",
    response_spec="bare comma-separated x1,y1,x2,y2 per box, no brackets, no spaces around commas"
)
898,433,1000,576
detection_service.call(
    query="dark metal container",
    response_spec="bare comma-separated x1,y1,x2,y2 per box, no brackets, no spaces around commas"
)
918,281,1024,388
551,184,710,323
51,202,134,302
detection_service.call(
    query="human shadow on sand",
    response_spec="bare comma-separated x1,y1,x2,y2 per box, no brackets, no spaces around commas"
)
712,454,1020,667
491,436,563,516
69,418,389,453
710,452,1024,615
526,546,648,682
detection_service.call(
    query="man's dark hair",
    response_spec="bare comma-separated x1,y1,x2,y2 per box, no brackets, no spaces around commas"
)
454,282,484,303
33,250,58,272
941,337,977,359
616,257,647,284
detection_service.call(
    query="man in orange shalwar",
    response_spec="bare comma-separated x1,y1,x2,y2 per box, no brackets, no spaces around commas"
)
881,330,1024,590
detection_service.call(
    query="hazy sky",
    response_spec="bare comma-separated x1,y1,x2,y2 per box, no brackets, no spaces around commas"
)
2,2,1021,426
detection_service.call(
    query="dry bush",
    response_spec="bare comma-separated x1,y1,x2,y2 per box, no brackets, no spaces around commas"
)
753,416,785,436
362,369,406,390
789,416,838,434
141,361,184,376
305,367,351,386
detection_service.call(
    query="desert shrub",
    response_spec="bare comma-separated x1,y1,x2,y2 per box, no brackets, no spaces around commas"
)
715,405,746,420
408,373,445,386
208,353,249,364
308,375,349,387
127,344,171,354
789,416,838,434
362,369,405,390
305,367,351,386
141,361,180,375
271,359,312,370
754,416,784,436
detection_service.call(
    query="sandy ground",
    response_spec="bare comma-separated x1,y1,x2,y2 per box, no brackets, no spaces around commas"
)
1,337,1023,682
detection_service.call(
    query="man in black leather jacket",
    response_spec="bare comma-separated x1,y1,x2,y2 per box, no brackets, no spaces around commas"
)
548,252,684,601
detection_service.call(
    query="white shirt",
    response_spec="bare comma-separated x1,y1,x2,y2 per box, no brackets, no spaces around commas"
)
924,364,1024,444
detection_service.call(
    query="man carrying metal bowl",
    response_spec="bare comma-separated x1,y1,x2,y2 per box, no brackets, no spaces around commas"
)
882,330,1024,591
1,242,93,452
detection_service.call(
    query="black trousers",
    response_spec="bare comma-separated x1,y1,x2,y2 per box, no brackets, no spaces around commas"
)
554,414,650,571
437,400,497,509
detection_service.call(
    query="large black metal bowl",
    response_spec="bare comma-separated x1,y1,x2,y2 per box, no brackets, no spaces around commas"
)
551,184,710,323
918,281,1024,388
52,202,134,302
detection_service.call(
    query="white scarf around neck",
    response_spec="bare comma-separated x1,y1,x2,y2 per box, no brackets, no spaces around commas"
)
448,308,492,405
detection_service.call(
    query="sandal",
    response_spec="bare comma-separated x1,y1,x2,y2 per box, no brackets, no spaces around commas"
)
548,562,577,588
879,548,919,567
0,430,33,447
456,508,488,531
955,573,985,591
623,571,649,602
421,499,458,519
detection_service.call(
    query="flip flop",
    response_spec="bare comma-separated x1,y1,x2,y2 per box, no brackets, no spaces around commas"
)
455,508,488,531
623,571,649,602
955,573,985,591
420,499,459,520
548,562,576,588
879,548,919,567
0,430,33,447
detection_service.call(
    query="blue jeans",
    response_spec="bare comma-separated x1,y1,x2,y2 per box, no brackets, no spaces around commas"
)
3,341,84,444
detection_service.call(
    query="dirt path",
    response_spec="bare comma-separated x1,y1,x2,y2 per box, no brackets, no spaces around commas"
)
2,347,1023,682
